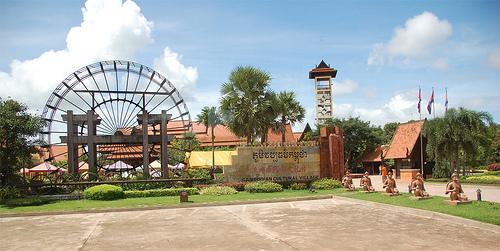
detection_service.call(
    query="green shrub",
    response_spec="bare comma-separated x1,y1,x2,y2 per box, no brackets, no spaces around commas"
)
124,188,198,198
4,197,52,207
433,161,452,178
464,175,500,184
311,178,341,190
0,186,23,202
199,186,238,195
244,181,283,193
83,185,124,200
289,182,307,190
426,178,449,182
486,171,500,176
185,168,212,180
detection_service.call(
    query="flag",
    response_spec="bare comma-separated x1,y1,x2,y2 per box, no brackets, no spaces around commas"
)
417,87,422,114
445,88,448,113
427,88,434,115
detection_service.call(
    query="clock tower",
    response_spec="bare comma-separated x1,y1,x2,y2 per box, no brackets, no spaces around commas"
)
309,60,337,124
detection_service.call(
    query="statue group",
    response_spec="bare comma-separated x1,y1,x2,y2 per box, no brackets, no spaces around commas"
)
341,170,470,204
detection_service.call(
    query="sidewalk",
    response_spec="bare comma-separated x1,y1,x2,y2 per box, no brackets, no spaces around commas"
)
353,175,500,202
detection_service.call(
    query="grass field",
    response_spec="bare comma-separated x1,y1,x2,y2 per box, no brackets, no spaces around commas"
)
336,191,500,225
1,189,499,226
0,189,339,215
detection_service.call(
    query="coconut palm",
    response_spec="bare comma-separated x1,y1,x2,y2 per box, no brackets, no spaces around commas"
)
196,106,223,179
272,91,305,143
220,66,275,144
423,107,492,176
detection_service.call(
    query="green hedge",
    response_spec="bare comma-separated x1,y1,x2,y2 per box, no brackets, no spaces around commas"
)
464,175,500,184
0,186,23,202
199,186,238,195
124,188,199,198
289,182,307,190
486,171,500,176
244,181,283,193
4,197,52,207
311,178,342,190
83,185,125,200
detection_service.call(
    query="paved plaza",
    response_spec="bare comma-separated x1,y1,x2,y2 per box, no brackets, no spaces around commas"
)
1,197,499,251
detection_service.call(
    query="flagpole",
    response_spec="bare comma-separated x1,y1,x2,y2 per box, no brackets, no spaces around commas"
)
419,86,424,177
432,87,435,119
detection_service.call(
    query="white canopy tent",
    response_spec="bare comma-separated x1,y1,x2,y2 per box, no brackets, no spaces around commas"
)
103,161,134,171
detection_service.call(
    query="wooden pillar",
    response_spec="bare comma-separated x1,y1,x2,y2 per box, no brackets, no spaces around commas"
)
66,110,78,174
87,110,97,176
142,110,150,178
161,110,169,178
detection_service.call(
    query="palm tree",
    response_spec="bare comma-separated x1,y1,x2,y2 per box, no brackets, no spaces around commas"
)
272,91,305,143
423,107,492,177
220,66,275,144
196,106,223,179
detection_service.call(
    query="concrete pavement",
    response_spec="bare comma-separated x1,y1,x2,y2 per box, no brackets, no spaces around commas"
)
353,175,500,202
1,197,499,250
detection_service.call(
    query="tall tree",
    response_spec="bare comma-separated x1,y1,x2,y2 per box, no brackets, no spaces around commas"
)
324,117,383,169
168,132,201,166
196,106,223,179
220,66,275,144
272,91,305,143
382,122,399,144
423,107,492,177
0,99,45,186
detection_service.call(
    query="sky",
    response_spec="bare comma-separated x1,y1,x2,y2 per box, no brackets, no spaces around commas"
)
0,0,499,132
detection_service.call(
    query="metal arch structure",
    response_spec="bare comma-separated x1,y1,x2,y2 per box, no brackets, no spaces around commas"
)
38,60,192,180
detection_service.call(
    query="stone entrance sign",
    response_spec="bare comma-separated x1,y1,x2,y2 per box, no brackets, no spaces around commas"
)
225,144,320,182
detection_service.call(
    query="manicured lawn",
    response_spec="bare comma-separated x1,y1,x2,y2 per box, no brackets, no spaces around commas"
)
336,191,500,226
0,189,340,215
2,189,499,226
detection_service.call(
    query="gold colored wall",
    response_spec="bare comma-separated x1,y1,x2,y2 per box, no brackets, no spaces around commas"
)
225,145,320,182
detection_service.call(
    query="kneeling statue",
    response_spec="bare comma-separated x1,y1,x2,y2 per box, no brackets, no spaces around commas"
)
383,171,399,195
410,173,429,198
342,171,355,191
360,172,375,192
446,173,468,202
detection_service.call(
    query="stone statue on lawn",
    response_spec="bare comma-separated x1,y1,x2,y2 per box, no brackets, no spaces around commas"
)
410,173,429,199
342,170,355,191
445,173,468,202
383,171,400,195
360,171,375,192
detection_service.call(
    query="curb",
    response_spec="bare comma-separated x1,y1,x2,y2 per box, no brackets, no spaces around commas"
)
0,195,333,218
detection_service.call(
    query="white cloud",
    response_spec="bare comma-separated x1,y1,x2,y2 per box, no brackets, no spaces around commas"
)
0,0,197,112
333,79,358,95
368,11,452,70
432,58,449,70
488,48,500,70
153,47,198,98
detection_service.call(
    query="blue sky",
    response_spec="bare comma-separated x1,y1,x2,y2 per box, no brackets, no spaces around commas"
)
1,0,499,130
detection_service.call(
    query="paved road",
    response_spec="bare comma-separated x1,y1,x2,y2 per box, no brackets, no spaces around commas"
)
1,198,499,250
353,175,500,202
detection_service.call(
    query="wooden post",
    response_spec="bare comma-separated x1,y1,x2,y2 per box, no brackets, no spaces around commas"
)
66,110,77,174
142,110,150,178
161,110,169,178
87,110,97,177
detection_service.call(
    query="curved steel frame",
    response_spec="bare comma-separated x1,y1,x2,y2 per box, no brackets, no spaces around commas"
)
38,60,192,178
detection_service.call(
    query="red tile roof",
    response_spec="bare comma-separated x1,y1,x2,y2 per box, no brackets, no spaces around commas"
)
266,124,296,144
384,120,425,159
362,145,388,162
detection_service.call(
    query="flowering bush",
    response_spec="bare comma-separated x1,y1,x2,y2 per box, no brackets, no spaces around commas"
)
311,179,342,190
244,181,283,193
487,163,500,171
199,186,238,195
